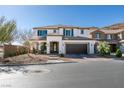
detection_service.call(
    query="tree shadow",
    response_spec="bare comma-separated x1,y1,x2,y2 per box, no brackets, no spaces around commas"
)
0,66,26,74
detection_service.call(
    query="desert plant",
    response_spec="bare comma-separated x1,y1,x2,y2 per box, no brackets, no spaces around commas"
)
115,49,122,57
97,41,110,56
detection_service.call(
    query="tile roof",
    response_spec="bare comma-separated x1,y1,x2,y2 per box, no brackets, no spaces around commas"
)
63,36,94,40
33,24,98,30
33,24,124,34
101,29,124,34
90,29,124,34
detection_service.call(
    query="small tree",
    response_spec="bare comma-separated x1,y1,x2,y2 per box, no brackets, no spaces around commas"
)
0,16,17,45
18,29,34,50
115,49,122,57
97,41,110,56
17,29,35,58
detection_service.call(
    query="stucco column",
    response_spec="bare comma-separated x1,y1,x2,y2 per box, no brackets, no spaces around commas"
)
59,42,62,54
62,42,66,54
89,42,95,54
46,42,50,54
120,33,122,39
34,43,38,50
29,42,33,51
38,42,41,50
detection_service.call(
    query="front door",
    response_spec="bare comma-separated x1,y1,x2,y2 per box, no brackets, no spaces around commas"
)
50,42,59,54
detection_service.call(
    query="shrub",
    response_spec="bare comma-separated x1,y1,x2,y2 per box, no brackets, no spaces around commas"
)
40,43,46,54
115,49,122,57
97,41,110,56
32,48,38,54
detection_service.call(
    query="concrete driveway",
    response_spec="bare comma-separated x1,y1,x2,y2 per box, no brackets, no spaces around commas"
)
0,59,124,88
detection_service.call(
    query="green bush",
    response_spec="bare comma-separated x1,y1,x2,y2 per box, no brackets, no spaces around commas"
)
40,43,46,54
115,49,122,57
32,48,38,54
97,41,110,56
5,52,17,58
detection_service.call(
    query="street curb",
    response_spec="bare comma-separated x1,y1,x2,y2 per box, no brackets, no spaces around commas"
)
0,61,77,67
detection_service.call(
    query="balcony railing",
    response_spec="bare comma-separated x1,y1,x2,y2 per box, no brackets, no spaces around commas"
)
47,33,63,36
31,36,46,40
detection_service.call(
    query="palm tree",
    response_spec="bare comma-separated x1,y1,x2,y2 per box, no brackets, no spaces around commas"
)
0,16,16,45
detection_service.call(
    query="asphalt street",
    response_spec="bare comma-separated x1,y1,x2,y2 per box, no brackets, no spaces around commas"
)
0,59,124,88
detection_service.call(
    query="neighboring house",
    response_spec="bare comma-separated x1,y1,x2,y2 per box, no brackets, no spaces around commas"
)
29,24,124,54
90,29,124,53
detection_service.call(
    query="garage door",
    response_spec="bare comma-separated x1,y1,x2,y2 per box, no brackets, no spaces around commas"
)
66,44,87,54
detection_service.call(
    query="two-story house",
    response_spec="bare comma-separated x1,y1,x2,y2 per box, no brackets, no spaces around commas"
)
29,25,124,54
29,25,98,54
90,29,124,53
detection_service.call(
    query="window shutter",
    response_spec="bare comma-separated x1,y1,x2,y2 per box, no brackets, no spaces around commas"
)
37,30,39,36
72,29,73,36
45,30,47,36
63,28,65,36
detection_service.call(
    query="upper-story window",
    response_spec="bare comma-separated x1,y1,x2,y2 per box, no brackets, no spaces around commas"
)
53,30,56,33
81,30,84,34
95,33,100,39
118,33,122,39
66,30,71,36
107,34,112,39
37,30,47,37
63,29,73,37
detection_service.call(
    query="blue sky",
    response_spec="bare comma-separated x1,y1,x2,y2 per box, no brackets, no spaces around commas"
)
0,5,124,30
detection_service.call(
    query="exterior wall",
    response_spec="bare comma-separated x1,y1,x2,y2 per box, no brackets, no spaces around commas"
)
32,39,96,55
34,28,93,38
0,46,3,52
47,29,59,34
73,29,89,37
32,28,97,55
29,40,46,50
112,34,118,40
4,44,29,58
63,40,95,54
32,26,124,55
91,31,105,39
73,28,80,37
88,42,95,54
31,29,39,39
46,36,63,54
122,31,124,39
59,28,64,35
120,43,124,53
90,30,123,40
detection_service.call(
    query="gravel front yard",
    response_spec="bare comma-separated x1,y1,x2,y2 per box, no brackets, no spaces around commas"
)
0,54,124,65
0,54,49,65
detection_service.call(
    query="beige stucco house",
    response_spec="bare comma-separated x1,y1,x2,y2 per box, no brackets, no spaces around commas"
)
29,25,124,54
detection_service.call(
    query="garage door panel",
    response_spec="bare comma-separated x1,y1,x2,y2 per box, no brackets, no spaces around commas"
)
66,44,87,54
